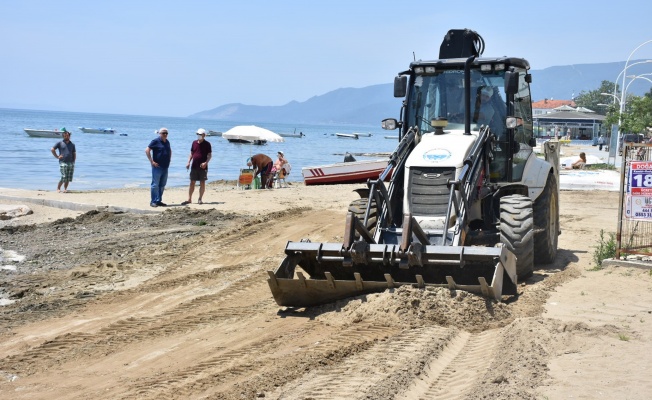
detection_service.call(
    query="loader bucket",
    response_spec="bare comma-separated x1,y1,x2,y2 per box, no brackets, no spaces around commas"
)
267,241,517,307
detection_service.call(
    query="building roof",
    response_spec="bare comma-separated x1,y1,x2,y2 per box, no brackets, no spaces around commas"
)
532,99,576,109
533,110,605,122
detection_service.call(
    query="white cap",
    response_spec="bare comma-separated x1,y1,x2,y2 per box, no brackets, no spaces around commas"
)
278,151,284,156
196,128,206,135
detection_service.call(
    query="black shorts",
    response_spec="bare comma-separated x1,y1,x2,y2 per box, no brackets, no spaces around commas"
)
189,168,208,182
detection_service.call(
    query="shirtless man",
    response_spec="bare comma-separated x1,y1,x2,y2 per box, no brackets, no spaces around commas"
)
247,153,274,189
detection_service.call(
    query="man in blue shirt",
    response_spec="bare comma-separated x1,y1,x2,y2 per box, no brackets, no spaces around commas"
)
51,129,76,193
145,127,172,207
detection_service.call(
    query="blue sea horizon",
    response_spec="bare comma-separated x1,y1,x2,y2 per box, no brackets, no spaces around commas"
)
0,108,397,191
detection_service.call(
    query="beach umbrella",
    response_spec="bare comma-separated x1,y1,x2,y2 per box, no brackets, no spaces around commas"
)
222,125,284,143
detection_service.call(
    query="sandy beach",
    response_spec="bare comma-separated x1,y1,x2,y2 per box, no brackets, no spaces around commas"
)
1,144,650,399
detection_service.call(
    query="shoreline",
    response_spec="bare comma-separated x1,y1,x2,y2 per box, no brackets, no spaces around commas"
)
0,181,358,227
0,142,620,227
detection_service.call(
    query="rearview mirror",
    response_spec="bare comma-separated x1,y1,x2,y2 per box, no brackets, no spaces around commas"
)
394,76,407,98
504,71,519,95
382,118,398,130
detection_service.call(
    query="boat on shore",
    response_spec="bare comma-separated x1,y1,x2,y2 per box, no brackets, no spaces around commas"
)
79,127,115,134
302,159,390,185
24,128,64,138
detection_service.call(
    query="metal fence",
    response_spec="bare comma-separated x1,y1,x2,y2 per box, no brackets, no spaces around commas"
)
616,142,652,258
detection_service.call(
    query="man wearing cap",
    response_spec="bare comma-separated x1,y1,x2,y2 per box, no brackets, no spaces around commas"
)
145,128,172,207
182,128,212,205
474,86,504,135
51,129,76,193
247,153,274,189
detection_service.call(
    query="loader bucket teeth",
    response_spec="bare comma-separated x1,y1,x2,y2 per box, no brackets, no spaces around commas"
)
267,241,517,307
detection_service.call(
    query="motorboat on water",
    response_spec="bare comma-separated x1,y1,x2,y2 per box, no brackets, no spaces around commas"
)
279,132,305,138
226,138,268,145
279,129,305,138
24,128,65,138
335,133,359,139
302,158,391,185
79,127,115,134
206,130,222,137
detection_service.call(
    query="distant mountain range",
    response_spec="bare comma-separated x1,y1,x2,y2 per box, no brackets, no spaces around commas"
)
190,60,652,125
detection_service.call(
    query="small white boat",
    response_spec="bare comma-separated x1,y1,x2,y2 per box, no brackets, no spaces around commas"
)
352,132,373,137
302,159,390,185
79,127,115,134
336,133,359,139
384,135,399,139
206,130,222,137
280,131,305,138
24,128,64,138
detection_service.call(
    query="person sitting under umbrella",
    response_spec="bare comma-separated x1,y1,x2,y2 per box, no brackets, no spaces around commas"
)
247,153,274,189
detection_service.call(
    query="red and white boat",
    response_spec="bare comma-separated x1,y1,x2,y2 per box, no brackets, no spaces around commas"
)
302,159,390,185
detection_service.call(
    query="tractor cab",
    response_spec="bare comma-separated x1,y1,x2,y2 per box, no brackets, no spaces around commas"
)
395,58,535,183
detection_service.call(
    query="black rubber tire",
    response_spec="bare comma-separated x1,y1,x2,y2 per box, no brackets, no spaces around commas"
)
500,195,534,280
348,197,377,236
533,173,559,264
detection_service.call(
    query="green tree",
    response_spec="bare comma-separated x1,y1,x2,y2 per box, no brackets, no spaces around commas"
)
574,80,618,115
621,94,652,134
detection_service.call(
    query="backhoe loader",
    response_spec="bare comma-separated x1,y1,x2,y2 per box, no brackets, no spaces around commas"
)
268,29,560,307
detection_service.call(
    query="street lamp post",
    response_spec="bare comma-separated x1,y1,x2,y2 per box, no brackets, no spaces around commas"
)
618,40,652,139
610,59,652,102
625,74,652,87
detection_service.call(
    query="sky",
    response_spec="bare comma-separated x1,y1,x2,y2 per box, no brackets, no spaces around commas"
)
1,0,652,117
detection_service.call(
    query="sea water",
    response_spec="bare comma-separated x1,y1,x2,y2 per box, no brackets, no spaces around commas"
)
0,108,398,191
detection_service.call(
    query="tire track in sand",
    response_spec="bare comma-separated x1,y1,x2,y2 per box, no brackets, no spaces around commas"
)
125,323,399,399
267,326,456,399
397,329,500,400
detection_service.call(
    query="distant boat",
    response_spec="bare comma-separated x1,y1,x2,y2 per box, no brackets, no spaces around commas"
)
279,132,305,138
352,132,372,137
279,128,305,138
24,128,64,138
206,130,222,137
302,159,390,185
336,133,359,139
79,127,115,134
384,135,399,139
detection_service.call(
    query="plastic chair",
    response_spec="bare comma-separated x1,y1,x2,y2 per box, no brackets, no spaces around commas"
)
274,164,290,188
238,169,254,190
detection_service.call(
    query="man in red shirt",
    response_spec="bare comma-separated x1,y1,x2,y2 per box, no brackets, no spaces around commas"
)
182,128,212,204
247,153,274,189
